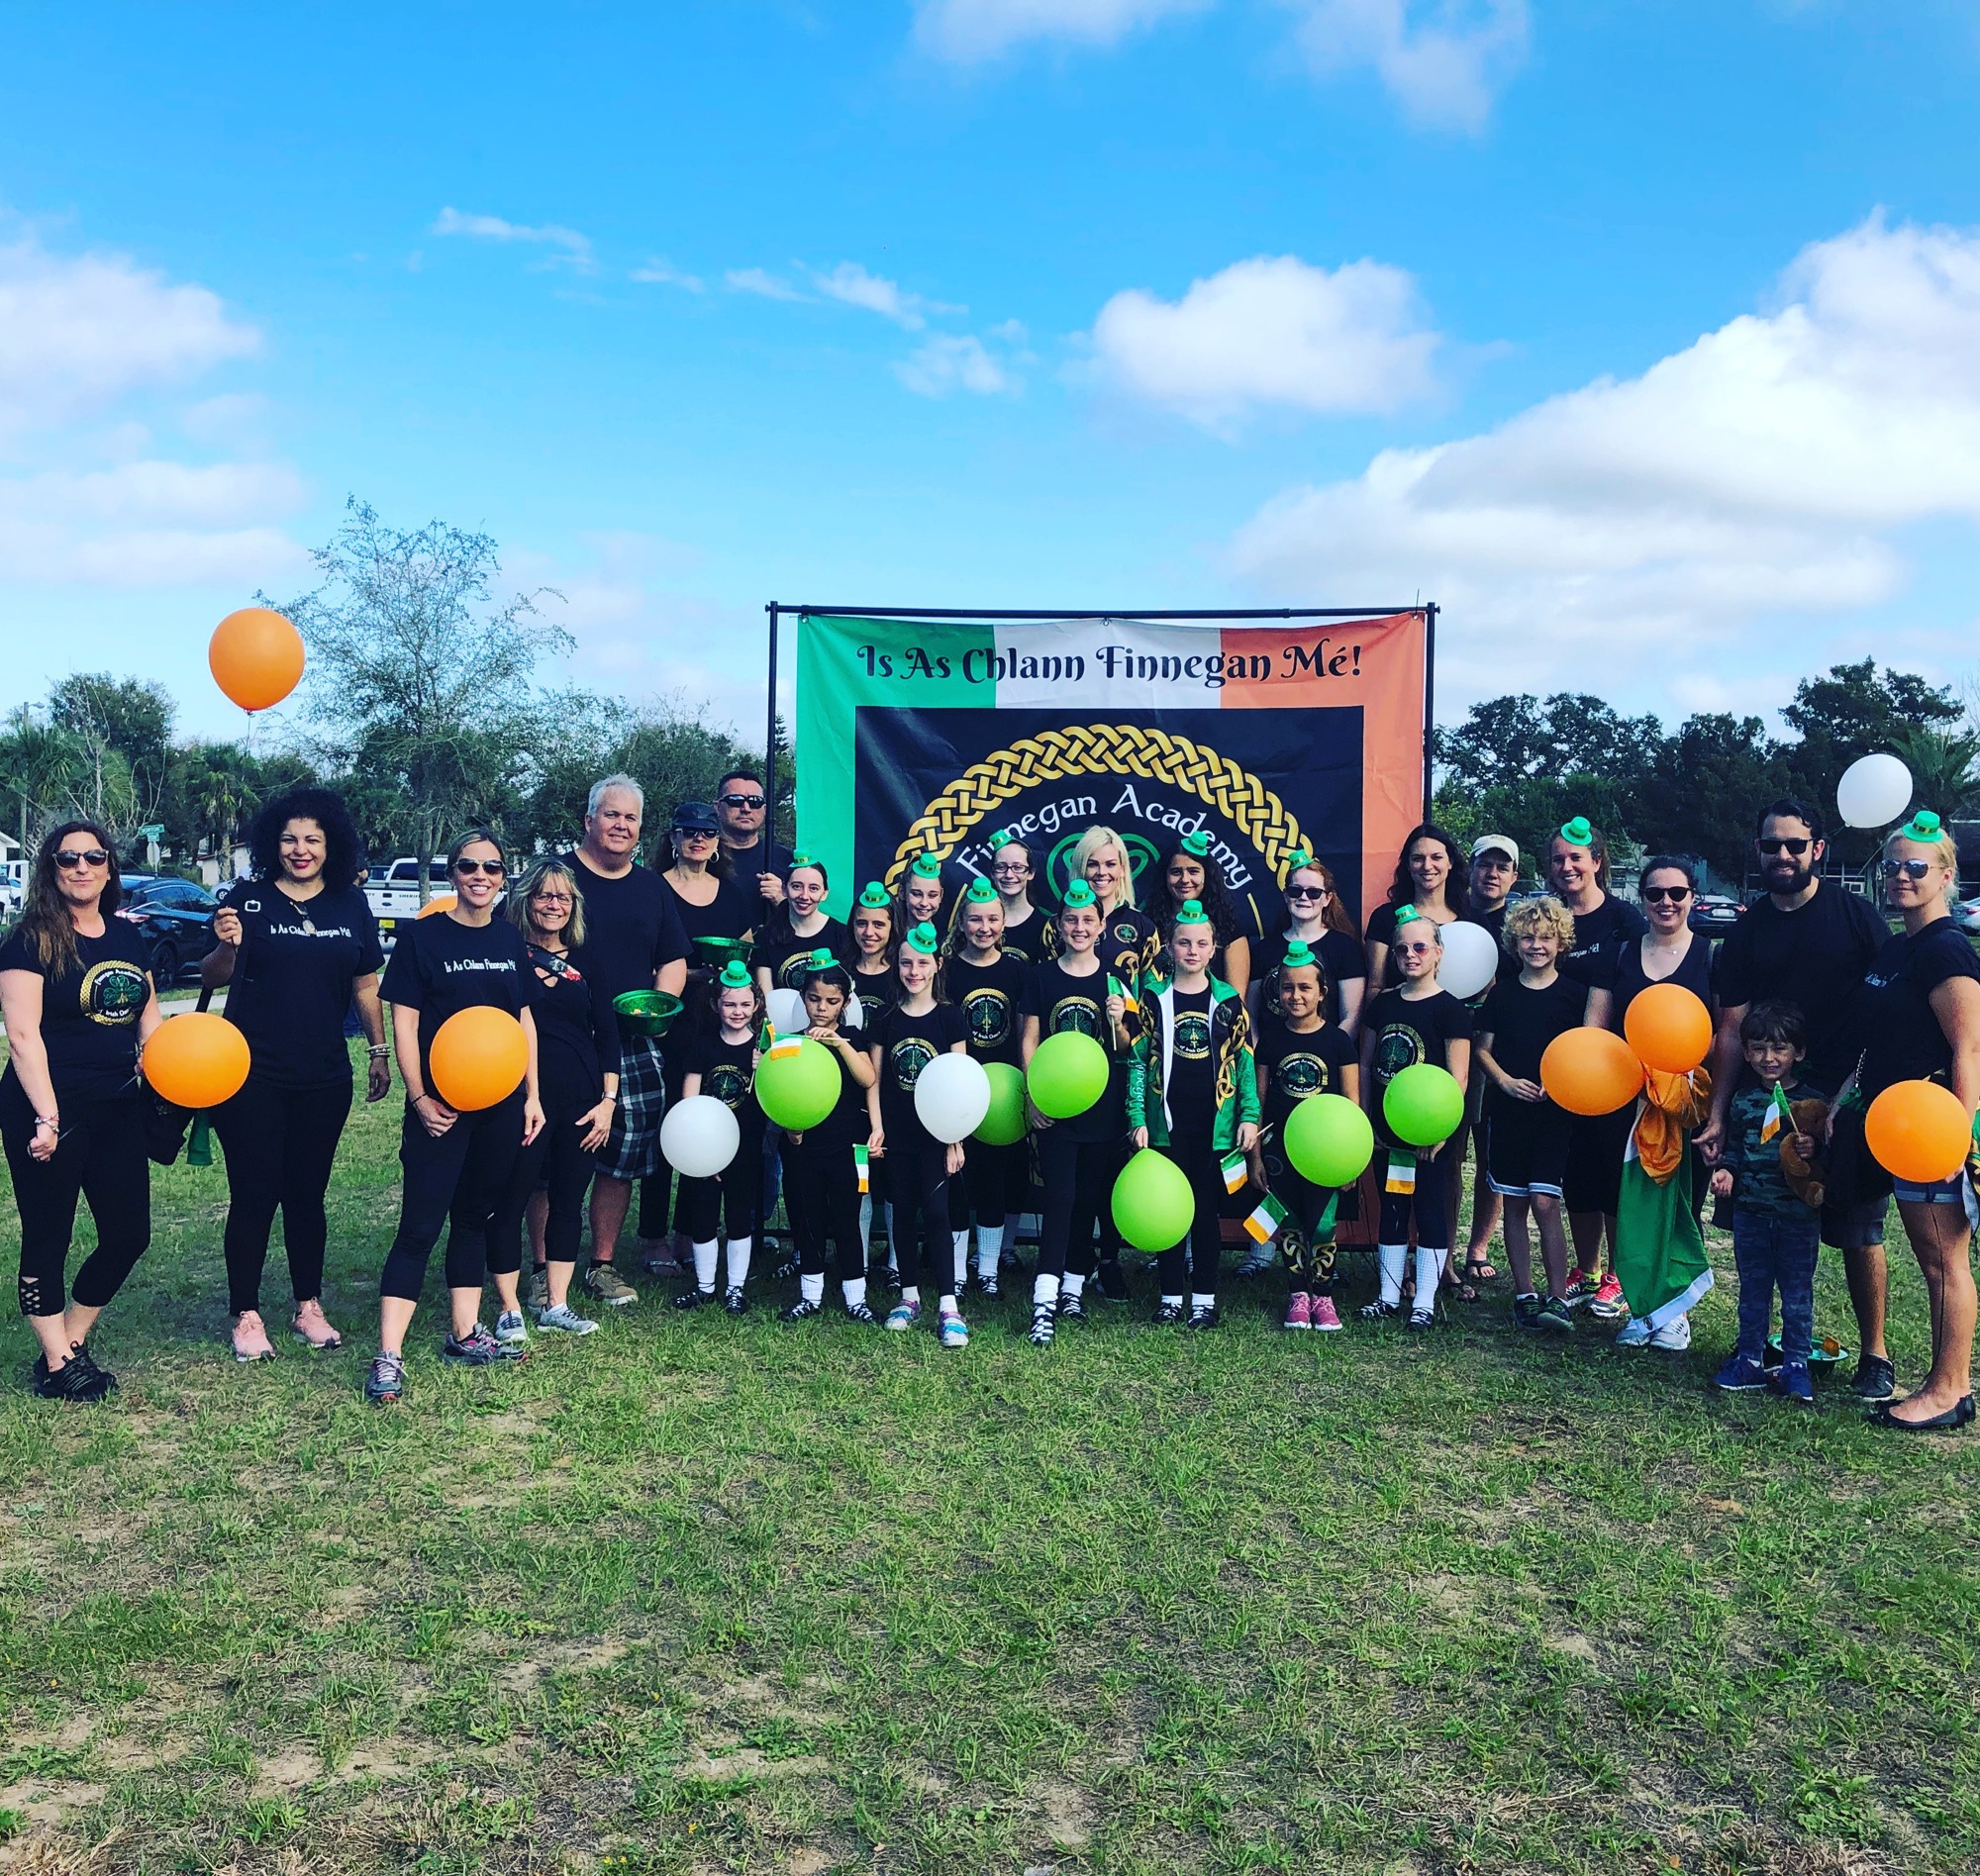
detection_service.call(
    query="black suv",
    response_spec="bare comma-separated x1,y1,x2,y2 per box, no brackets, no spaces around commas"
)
117,874,221,984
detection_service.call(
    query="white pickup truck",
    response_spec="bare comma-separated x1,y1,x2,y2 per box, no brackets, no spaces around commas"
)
364,856,450,947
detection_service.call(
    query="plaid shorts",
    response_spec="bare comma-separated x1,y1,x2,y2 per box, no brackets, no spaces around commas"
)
596,1035,667,1181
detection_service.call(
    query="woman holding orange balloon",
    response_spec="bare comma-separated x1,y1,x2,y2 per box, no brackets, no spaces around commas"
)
0,822,162,1401
1842,814,1980,1430
366,831,546,1406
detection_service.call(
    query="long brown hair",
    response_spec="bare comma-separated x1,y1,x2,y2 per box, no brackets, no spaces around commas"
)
1290,854,1357,938
1387,822,1468,913
508,856,588,949
16,821,123,977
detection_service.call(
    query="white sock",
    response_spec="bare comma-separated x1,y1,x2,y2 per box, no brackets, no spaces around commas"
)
800,1272,825,1305
858,1194,873,1258
1379,1244,1407,1306
884,1205,898,1274
939,1292,958,1316
1191,1292,1216,1311
975,1225,1004,1279
692,1240,719,1293
1160,1293,1185,1308
1062,1271,1086,1301
952,1229,969,1291
1415,1245,1446,1309
1033,1272,1061,1307
901,1286,921,1307
725,1235,752,1290
842,1276,868,1309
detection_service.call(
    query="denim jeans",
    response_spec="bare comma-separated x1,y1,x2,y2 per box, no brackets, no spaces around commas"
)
1732,1207,1820,1365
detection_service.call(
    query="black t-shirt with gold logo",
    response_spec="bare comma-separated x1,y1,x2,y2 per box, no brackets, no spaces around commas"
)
870,1001,966,1141
1256,1019,1357,1135
1164,985,1217,1122
0,920,151,1103
948,952,1030,1066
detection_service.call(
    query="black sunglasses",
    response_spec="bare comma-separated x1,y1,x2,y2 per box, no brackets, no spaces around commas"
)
454,858,507,877
718,793,766,810
1642,885,1693,904
54,848,110,869
1879,857,1935,880
1284,883,1329,900
1756,837,1811,856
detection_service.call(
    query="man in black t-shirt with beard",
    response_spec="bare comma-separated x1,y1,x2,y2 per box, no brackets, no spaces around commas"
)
1695,798,1895,1400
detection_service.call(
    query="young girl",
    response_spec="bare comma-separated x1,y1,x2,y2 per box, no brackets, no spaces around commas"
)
986,832,1054,965
1250,941,1359,1331
1150,832,1252,1001
1127,901,1260,1329
752,857,847,997
780,954,878,1323
1358,907,1473,1329
868,924,971,1347
673,961,765,1314
897,852,946,938
1019,881,1133,1344
844,883,900,1275
945,879,1030,1297
1475,898,1583,1334
1250,847,1367,1041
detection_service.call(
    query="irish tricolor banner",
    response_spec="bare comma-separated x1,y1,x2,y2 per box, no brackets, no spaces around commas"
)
794,612,1429,937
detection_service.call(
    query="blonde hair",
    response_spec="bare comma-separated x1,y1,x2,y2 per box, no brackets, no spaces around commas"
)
1502,894,1575,953
1068,825,1135,913
1885,822,1961,906
509,857,588,949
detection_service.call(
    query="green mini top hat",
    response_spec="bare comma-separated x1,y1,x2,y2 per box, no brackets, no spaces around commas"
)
1558,816,1594,847
988,830,1014,851
856,882,891,910
903,921,940,955
1393,904,1429,929
1180,830,1211,857
962,877,998,904
804,947,838,970
909,853,943,880
1174,898,1212,928
717,960,753,990
1060,880,1097,911
1902,809,1944,840
1280,939,1319,971
1283,845,1312,873
789,851,817,869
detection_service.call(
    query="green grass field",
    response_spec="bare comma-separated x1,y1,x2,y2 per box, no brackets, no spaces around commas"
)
2,1043,1977,1875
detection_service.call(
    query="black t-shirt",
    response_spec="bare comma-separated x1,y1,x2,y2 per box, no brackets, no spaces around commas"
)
379,913,545,1093
870,1001,965,1142
793,1034,868,1147
998,907,1055,967
1557,894,1649,988
1364,901,1459,988
1479,974,1585,1083
1098,905,1160,988
558,852,689,1005
1600,933,1714,1032
1163,984,1217,1121
1713,883,1890,1095
1256,1020,1357,1135
948,952,1030,1066
525,943,617,1111
1022,957,1128,1140
1469,899,1510,950
1856,922,1980,1099
0,920,150,1103
1364,985,1474,1147
753,918,850,991
686,1030,763,1137
1254,927,1366,1020
219,880,384,1089
847,961,900,1035
723,836,795,885
659,872,755,948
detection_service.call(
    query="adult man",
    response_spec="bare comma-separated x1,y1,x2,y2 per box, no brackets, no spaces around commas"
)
1458,835,1520,1279
1695,798,1894,1399
715,768,792,917
1466,834,1519,945
560,775,689,1307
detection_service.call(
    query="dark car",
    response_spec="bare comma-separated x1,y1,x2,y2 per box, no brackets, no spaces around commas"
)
1688,893,1745,936
117,874,221,984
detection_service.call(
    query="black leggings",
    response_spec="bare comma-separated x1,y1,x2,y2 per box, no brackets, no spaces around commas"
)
1036,1128,1113,1281
884,1132,954,1294
380,1093,528,1302
786,1131,861,1281
948,1137,1016,1231
1158,1122,1226,1297
2,1076,149,1318
1376,1149,1452,1250
491,1089,600,1272
677,1128,764,1241
210,1074,352,1315
1267,1153,1339,1292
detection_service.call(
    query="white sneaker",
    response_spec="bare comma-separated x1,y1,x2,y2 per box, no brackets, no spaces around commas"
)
535,1302,599,1336
494,1309,531,1345
1647,1314,1692,1351
1613,1317,1652,1348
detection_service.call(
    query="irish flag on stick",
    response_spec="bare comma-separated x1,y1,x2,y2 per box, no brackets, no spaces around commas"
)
1242,1191,1287,1244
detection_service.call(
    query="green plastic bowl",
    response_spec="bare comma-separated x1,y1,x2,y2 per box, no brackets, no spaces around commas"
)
613,989,683,1037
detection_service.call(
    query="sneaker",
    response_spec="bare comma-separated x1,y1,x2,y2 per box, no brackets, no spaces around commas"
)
723,1287,748,1316
494,1310,531,1345
1028,1305,1057,1345
536,1303,599,1335
1096,1259,1129,1300
1772,1360,1815,1406
525,1266,550,1314
1359,1299,1401,1324
1186,1304,1221,1331
1151,1300,1186,1327
1236,1245,1276,1279
1311,1295,1343,1332
1714,1354,1769,1393
34,1344,115,1403
884,1302,921,1333
292,1299,343,1349
772,1257,801,1282
232,1311,276,1363
976,1273,1002,1301
672,1286,716,1311
1562,1267,1597,1305
939,1310,969,1349
641,1249,688,1279
780,1297,823,1323
1849,1353,1896,1402
1588,1274,1629,1320
843,1299,879,1325
1407,1306,1436,1331
1057,1290,1087,1326
1647,1315,1692,1352
1534,1296,1575,1334
583,1263,639,1308
364,1350,405,1404
1512,1293,1542,1333
1283,1292,1313,1331
1613,1316,1652,1348
442,1326,515,1366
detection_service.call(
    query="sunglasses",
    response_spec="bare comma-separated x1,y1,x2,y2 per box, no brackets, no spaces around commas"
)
718,793,766,810
1395,940,1436,956
455,858,507,877
675,827,718,839
1641,885,1693,904
1284,883,1329,900
1756,838,1811,856
1879,857,1936,880
54,848,110,870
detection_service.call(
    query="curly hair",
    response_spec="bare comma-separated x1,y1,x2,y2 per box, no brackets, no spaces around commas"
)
1145,836,1245,948
1501,894,1576,954
13,821,122,977
246,787,364,888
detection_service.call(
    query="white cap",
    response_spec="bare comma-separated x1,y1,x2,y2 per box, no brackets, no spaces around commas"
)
1471,833,1519,865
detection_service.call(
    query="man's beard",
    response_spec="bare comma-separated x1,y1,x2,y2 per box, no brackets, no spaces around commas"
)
1767,861,1814,895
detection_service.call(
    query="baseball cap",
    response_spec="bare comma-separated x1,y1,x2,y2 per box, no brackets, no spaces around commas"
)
1471,834,1519,865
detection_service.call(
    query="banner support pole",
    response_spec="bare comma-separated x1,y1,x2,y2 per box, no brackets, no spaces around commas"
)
765,603,782,842
1422,602,1437,821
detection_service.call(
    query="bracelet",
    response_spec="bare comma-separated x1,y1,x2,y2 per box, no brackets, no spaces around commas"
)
367,1044,389,1057
36,1115,57,1132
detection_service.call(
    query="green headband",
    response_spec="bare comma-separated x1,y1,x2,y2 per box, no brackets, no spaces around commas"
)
1283,846,1312,873
1174,898,1212,928
910,853,942,880
856,882,891,910
1060,880,1097,911
1558,816,1594,847
717,960,752,990
1280,939,1318,971
962,878,998,905
1903,810,1944,840
903,922,940,955
1180,831,1211,858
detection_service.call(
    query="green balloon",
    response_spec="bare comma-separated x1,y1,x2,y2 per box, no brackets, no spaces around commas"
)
755,1037,841,1131
1284,1092,1374,1187
1111,1147,1195,1253
1027,1031,1109,1120
1383,1062,1464,1147
975,1061,1029,1145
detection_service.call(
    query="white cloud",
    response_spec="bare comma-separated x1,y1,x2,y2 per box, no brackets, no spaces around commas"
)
1229,215,1980,706
430,206,594,269
915,0,1211,61
724,266,810,302
895,333,1026,398
807,261,960,330
631,258,705,292
1085,253,1439,429
1284,0,1529,133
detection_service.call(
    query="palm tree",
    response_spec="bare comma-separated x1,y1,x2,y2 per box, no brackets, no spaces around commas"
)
1890,725,1980,821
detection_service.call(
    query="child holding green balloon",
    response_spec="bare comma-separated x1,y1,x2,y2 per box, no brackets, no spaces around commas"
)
780,955,877,1324
844,885,900,1279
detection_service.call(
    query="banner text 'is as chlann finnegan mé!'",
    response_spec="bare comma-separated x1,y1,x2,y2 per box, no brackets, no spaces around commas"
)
852,639,1367,690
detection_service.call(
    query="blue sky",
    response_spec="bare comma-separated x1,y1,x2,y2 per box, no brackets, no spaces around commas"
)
3,0,1978,747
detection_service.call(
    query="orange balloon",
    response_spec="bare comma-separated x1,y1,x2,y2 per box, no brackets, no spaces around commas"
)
144,1012,250,1109
428,1006,529,1112
209,607,305,712
1624,982,1714,1074
1864,1079,1972,1185
1540,1028,1644,1116
417,893,457,919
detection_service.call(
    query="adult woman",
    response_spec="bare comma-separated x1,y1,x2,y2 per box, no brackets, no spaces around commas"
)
1546,817,1649,1316
1584,856,1716,1349
1147,831,1251,1000
1250,848,1367,1039
752,857,846,996
986,832,1054,965
493,858,618,1336
1846,814,1980,1430
366,831,545,1405
203,787,388,1361
1364,824,1468,990
0,822,161,1400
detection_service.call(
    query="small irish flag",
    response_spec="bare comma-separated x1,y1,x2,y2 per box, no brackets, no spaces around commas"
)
853,1143,869,1195
1108,972,1139,1017
1760,1084,1792,1144
1385,1151,1418,1195
766,1027,804,1061
1221,1150,1249,1195
1242,1190,1287,1243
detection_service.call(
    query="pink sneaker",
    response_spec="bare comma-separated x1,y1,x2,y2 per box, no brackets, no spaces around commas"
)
1589,1273,1629,1320
1283,1291,1313,1331
1310,1295,1343,1332
231,1311,275,1363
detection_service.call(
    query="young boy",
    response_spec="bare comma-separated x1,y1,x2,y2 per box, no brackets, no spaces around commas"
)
1711,1000,1826,1406
1474,897,1585,1334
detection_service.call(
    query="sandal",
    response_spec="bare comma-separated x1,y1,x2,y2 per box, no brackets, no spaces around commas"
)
1439,1269,1478,1304
1464,1255,1499,1284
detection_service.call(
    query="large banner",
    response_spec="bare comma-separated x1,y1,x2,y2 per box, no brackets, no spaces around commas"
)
794,613,1428,936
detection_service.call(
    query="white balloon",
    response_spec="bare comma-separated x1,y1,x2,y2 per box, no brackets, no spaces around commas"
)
766,987,807,1036
658,1094,741,1179
1835,752,1913,830
913,1051,992,1144
1434,920,1499,1001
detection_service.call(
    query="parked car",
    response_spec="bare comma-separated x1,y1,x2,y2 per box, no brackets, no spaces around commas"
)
1953,896,1980,938
0,858,25,924
1688,893,1746,936
364,855,460,946
116,874,221,984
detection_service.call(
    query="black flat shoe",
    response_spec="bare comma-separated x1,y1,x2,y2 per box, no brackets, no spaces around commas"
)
1871,1394,1975,1432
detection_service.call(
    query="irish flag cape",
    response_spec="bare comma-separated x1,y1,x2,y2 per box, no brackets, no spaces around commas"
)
1615,1101,1715,1332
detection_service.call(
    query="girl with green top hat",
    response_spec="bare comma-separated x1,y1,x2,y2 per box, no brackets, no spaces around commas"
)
1149,831,1252,1002
752,856,847,996
946,878,1030,1297
986,831,1055,965
866,923,973,1347
896,851,946,938
1251,847,1367,1042
1127,900,1260,1329
672,961,766,1314
845,882,902,1279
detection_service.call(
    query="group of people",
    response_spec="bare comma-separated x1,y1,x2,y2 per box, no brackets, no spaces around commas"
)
1,766,1973,1432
